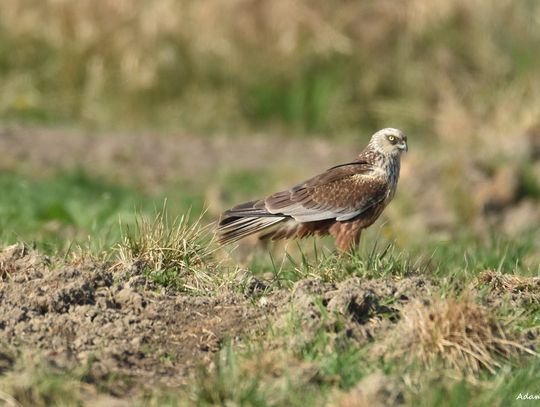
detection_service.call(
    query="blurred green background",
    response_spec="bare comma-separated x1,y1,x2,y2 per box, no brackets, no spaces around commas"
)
2,0,539,135
1,0,540,263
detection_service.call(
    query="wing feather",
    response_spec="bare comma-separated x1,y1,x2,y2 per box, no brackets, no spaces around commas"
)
264,161,388,223
217,216,285,244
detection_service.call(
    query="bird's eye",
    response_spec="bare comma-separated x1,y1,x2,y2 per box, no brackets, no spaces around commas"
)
387,135,397,144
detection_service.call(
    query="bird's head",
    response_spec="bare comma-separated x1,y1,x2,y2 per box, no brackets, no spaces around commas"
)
369,128,408,156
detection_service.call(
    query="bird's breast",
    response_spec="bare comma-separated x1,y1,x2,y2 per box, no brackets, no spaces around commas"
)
382,159,401,202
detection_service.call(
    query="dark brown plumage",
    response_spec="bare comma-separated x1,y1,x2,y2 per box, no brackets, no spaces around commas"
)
217,128,408,252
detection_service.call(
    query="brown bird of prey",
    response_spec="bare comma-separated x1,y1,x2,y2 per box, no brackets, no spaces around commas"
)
217,128,408,252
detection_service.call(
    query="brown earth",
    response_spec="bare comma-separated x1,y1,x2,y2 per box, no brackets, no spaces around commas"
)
0,244,438,398
283,276,435,347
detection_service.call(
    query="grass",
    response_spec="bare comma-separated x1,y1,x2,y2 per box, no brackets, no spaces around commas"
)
111,207,239,294
135,291,539,406
0,358,86,407
380,296,534,376
263,241,418,287
5,351,539,407
0,170,204,254
478,271,540,296
133,231,536,406
234,231,539,295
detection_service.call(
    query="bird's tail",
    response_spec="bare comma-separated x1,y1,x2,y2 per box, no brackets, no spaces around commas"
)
217,200,286,244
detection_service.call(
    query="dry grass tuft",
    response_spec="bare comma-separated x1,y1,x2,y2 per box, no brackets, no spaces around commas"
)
379,296,535,377
478,270,540,295
111,207,235,293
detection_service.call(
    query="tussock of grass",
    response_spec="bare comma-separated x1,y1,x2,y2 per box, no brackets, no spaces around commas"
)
380,297,535,377
111,207,235,293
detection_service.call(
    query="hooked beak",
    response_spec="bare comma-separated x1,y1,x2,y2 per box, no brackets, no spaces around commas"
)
398,142,408,152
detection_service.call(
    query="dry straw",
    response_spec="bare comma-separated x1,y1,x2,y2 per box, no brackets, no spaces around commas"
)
111,205,236,293
379,296,536,378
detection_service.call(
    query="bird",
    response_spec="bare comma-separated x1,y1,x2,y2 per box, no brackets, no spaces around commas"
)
217,128,408,252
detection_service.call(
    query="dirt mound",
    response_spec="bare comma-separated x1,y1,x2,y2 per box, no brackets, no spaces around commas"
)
0,244,273,394
285,276,435,346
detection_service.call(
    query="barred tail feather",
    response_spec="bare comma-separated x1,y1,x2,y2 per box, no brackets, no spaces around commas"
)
217,216,286,244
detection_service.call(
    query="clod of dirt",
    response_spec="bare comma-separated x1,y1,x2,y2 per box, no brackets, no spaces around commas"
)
336,372,404,407
0,243,49,280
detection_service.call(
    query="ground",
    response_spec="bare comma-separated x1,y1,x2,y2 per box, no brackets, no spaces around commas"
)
1,243,538,406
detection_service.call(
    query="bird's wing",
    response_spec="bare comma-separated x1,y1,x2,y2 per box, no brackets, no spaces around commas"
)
264,161,388,222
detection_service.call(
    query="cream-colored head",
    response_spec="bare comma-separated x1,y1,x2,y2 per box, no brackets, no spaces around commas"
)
369,128,408,156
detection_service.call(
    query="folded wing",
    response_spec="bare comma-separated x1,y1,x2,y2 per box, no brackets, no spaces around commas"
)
265,161,388,222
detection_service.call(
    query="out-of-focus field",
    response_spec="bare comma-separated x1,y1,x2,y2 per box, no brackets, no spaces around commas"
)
1,0,540,137
1,1,540,406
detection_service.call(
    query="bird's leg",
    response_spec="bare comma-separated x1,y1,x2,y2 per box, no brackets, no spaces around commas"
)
337,231,362,254
332,222,362,254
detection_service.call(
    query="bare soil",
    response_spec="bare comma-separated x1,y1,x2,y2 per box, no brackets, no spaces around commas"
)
0,244,275,394
0,244,438,398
